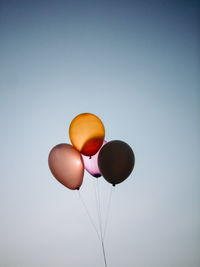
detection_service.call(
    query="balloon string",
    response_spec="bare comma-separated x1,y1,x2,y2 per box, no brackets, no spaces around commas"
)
93,179,101,233
96,179,103,240
103,185,113,241
101,239,108,267
77,190,101,241
95,179,108,267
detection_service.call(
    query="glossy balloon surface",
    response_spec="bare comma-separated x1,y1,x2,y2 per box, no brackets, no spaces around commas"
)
98,140,135,185
82,140,107,178
69,113,105,156
48,143,84,190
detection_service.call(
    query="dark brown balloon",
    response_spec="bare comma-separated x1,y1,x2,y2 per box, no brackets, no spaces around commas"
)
48,143,84,190
98,140,135,185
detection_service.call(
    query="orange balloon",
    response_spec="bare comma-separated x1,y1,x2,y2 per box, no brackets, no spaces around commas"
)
69,113,105,156
48,143,84,190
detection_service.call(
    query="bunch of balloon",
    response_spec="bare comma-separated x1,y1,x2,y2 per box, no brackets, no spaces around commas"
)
48,112,135,267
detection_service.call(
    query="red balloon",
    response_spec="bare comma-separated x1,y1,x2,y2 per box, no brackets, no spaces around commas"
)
48,143,84,190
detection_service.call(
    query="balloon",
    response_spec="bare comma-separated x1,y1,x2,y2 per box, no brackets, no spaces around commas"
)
98,140,135,185
69,113,105,157
82,140,107,178
48,143,84,190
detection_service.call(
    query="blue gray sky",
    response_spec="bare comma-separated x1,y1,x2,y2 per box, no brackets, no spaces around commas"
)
0,0,199,266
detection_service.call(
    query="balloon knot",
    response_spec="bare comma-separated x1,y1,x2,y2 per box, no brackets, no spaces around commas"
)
112,184,116,187
76,187,80,190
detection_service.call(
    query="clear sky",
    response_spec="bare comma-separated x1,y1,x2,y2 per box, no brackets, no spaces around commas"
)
0,0,199,266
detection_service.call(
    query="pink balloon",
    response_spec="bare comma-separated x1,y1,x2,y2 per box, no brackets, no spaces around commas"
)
82,141,107,178
48,143,84,190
